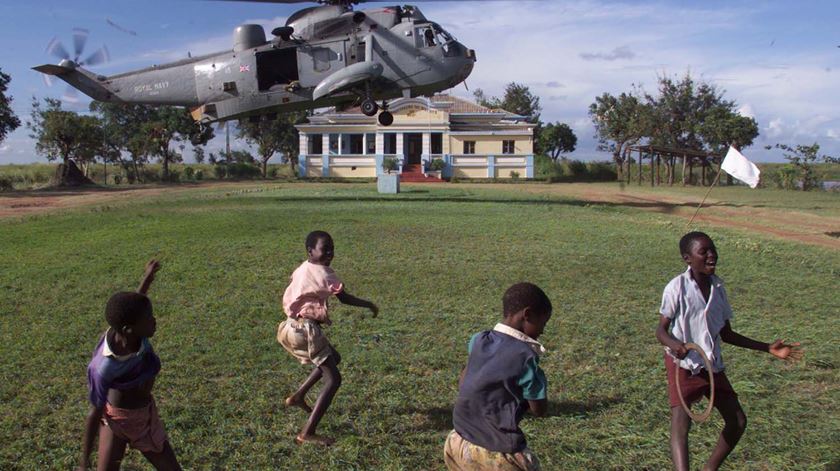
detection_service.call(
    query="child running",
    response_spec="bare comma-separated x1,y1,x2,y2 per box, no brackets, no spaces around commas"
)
656,231,802,471
277,230,378,446
79,260,182,471
445,282,552,471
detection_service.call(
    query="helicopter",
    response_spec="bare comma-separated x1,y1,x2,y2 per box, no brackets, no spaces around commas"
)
33,0,477,127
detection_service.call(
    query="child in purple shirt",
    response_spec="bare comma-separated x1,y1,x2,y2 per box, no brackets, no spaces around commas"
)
78,260,182,471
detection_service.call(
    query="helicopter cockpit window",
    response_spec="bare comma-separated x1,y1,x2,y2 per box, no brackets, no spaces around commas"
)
430,23,453,45
416,26,436,48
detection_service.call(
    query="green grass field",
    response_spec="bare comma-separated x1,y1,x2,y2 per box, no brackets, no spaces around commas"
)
1,183,837,470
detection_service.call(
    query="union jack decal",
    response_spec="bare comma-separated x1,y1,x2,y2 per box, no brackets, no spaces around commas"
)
239,65,250,72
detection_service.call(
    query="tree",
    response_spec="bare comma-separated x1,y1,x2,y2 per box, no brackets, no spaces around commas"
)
140,107,214,181
193,146,205,164
699,104,759,155
770,142,838,191
474,82,541,123
0,68,21,146
474,82,544,154
237,112,306,177
589,92,651,180
539,122,577,161
90,102,158,183
591,73,760,183
27,98,102,186
645,73,758,153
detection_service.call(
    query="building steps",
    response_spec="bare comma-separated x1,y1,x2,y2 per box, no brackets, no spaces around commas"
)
400,164,445,183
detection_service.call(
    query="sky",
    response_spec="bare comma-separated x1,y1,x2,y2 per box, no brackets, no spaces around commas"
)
0,0,838,164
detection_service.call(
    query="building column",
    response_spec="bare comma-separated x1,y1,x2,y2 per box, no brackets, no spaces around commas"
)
421,132,431,169
395,133,405,170
299,133,308,156
362,133,367,155
396,133,404,156
297,132,308,177
487,155,495,178
525,155,534,178
321,133,330,177
338,134,343,155
376,133,384,155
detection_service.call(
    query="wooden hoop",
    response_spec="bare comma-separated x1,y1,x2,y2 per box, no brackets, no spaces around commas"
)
674,342,715,422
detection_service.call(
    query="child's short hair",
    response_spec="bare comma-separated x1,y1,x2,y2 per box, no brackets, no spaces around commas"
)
679,231,712,255
305,230,332,250
503,282,552,317
105,292,152,329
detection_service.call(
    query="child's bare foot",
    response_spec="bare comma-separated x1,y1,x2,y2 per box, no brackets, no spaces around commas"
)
294,434,335,446
284,395,312,413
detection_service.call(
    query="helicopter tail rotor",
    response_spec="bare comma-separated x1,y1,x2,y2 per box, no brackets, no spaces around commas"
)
42,29,110,105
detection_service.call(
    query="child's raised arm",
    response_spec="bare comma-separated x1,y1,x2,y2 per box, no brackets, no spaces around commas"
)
720,321,803,361
137,259,160,295
336,291,378,317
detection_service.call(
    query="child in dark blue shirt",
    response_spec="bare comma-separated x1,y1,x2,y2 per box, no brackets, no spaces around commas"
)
445,282,552,471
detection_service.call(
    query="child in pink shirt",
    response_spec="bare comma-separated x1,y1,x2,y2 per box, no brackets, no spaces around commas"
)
277,230,378,446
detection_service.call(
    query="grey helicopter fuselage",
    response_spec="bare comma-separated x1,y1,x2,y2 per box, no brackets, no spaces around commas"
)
35,4,475,124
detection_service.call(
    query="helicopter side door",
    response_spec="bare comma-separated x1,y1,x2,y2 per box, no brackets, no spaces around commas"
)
297,40,347,89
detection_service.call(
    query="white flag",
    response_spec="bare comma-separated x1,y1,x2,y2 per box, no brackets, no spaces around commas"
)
721,146,760,188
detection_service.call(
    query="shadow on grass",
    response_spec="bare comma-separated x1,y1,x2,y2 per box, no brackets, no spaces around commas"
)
547,395,624,418
255,195,697,213
405,406,453,431
403,396,624,431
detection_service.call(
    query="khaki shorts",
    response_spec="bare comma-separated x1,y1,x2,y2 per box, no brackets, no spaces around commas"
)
444,430,541,471
277,318,333,366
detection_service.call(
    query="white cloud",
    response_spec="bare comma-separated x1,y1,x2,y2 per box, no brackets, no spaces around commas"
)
580,46,636,61
737,104,755,119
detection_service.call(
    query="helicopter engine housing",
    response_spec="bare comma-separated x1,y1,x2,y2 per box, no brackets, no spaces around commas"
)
233,24,266,52
286,5,345,36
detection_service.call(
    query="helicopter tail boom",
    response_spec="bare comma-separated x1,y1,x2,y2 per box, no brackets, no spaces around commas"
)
33,63,120,103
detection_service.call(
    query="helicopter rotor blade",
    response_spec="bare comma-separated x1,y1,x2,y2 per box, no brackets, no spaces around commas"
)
73,28,90,62
45,37,71,61
81,46,110,67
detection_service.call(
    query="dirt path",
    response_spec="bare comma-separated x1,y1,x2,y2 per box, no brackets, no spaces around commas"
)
1,182,838,249
0,182,265,219
507,183,840,250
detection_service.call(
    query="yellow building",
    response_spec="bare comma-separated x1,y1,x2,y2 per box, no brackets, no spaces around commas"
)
296,95,535,180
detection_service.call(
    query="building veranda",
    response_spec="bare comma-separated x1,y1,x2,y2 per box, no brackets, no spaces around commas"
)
296,95,535,180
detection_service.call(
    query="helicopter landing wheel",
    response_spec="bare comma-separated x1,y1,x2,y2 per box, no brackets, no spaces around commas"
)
378,111,394,126
361,98,379,117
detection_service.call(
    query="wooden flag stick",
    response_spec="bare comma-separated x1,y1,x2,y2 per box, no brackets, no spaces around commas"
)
686,165,724,228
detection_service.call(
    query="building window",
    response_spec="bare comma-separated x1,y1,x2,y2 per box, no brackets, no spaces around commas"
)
309,134,323,154
329,134,339,154
349,134,363,154
431,133,443,154
502,140,515,154
384,133,397,154
463,141,475,155
366,133,376,155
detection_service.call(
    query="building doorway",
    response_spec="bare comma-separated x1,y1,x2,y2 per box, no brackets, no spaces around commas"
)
404,133,423,166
